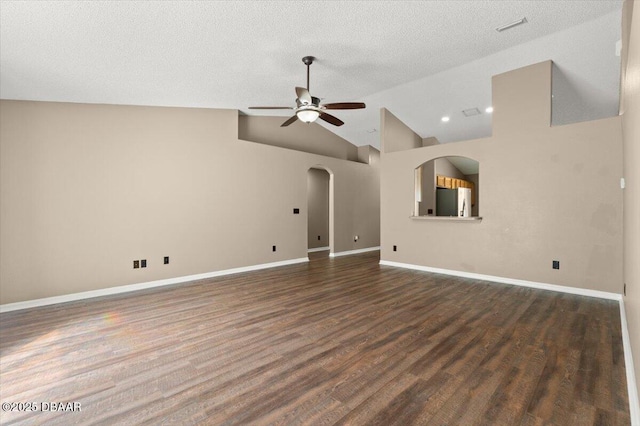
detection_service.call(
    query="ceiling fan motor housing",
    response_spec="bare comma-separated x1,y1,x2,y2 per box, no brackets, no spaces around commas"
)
296,96,321,108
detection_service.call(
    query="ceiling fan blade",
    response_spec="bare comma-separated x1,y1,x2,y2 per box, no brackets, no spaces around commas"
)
319,112,344,127
248,106,293,110
322,102,366,110
295,87,312,105
280,115,298,127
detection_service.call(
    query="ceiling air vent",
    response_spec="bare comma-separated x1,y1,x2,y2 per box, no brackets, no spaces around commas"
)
496,17,527,32
462,108,481,117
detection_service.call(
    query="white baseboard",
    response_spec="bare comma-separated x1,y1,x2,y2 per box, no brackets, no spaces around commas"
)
330,246,381,258
308,246,330,253
620,299,640,425
379,260,621,301
0,257,309,313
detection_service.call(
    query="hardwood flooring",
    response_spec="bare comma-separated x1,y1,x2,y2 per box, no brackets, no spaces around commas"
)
0,251,630,425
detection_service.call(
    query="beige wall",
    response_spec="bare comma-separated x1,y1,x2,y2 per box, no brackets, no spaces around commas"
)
419,161,435,216
422,137,440,147
238,115,359,161
380,61,624,294
0,100,380,304
381,108,422,153
357,145,373,164
307,168,329,249
493,62,551,136
622,0,640,408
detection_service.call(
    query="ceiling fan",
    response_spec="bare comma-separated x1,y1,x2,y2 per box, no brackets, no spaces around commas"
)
249,56,366,127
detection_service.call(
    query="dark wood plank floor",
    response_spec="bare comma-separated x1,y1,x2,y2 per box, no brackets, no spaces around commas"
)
0,251,630,425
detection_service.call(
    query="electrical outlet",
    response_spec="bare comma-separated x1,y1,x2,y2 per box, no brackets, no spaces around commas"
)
141,259,147,268
133,260,139,269
318,235,321,241
552,260,560,270
354,235,359,242
164,256,169,265
293,208,300,214
272,245,276,252
393,245,397,252
624,283,626,296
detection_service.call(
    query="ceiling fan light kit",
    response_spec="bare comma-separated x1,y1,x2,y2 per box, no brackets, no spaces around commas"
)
297,109,320,123
249,56,366,128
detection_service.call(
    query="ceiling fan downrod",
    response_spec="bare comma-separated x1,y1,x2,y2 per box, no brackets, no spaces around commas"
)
302,56,315,91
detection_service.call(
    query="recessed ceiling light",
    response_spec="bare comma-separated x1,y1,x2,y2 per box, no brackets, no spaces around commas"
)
441,116,450,122
485,106,494,113
496,17,527,32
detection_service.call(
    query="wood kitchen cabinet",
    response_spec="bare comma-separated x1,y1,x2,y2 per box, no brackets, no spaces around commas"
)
436,174,476,206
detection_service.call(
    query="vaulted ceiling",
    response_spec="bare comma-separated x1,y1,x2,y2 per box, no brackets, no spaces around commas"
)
0,1,623,149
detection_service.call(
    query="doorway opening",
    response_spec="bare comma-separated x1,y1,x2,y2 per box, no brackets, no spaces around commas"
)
307,167,333,256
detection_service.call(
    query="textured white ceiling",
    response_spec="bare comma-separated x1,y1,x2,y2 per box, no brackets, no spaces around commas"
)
0,1,623,149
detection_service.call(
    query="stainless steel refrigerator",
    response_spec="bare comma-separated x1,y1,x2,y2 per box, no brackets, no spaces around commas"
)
436,187,472,217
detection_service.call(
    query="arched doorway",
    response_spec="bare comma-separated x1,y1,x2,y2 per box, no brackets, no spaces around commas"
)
307,167,334,255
